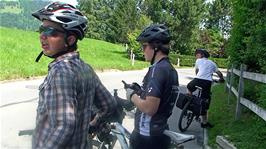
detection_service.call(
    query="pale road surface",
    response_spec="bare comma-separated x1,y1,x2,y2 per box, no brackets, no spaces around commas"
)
0,68,226,149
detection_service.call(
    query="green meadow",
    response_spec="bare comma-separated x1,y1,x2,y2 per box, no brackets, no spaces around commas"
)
0,27,148,80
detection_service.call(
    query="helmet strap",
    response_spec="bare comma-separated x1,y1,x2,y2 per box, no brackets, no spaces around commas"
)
151,48,158,65
35,51,43,62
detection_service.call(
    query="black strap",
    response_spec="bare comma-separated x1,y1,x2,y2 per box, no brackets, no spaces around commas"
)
35,51,43,62
150,49,158,65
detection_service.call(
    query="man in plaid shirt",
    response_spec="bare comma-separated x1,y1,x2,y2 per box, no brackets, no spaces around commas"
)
31,2,116,148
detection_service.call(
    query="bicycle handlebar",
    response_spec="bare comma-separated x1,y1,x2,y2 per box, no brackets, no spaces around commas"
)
122,80,130,88
213,79,225,83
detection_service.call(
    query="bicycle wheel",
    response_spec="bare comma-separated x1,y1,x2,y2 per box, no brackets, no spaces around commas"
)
178,101,195,132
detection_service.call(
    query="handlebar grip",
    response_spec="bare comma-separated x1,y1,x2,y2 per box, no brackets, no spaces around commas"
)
122,80,130,88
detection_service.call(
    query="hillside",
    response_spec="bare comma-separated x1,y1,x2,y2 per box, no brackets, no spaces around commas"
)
0,27,148,80
0,1,48,30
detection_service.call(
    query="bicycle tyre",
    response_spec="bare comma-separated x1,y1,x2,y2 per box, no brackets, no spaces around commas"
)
178,101,195,132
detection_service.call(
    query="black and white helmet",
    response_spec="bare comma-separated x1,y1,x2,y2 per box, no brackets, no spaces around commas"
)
136,24,170,44
32,1,87,40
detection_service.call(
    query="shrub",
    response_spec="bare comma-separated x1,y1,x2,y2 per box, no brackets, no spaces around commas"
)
227,0,266,73
169,53,228,68
127,30,144,60
210,57,229,68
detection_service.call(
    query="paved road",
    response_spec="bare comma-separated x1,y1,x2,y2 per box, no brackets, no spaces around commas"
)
0,68,205,149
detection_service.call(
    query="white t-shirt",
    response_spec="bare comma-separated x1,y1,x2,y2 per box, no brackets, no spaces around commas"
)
195,58,218,81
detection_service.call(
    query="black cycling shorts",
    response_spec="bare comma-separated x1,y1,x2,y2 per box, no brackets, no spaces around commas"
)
130,130,170,149
187,78,212,115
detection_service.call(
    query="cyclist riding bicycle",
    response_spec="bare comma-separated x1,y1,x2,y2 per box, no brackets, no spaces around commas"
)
187,48,224,128
124,24,179,149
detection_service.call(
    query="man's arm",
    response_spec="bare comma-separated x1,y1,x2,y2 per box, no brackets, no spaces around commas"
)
216,70,225,82
130,67,168,116
93,77,117,124
44,72,76,148
131,95,160,116
195,68,199,75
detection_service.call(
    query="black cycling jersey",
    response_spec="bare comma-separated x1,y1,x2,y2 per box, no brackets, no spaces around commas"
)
134,57,179,136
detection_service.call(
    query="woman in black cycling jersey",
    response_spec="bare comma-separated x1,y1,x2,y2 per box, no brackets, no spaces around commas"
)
124,24,179,149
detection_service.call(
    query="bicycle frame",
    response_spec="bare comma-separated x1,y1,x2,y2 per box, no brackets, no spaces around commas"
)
111,122,131,149
93,121,195,149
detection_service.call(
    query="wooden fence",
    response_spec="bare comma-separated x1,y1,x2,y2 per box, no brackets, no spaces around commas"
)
225,64,266,121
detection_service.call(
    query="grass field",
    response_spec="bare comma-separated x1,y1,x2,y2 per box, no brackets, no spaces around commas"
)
0,27,148,80
208,84,266,149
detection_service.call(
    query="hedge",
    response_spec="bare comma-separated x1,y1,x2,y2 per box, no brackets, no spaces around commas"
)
169,54,228,68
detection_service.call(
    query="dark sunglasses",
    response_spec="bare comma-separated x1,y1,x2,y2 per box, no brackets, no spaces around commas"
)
39,25,65,36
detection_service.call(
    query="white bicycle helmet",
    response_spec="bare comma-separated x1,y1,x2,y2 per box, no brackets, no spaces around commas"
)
32,1,87,40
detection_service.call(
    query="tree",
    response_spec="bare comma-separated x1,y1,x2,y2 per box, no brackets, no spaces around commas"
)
204,0,232,38
108,0,139,43
140,0,166,23
140,0,206,54
127,14,152,60
79,0,116,41
0,0,48,30
167,0,205,54
199,28,225,57
227,0,266,73
200,0,232,58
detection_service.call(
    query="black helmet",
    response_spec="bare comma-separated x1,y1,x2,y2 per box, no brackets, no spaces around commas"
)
32,1,87,40
136,24,170,44
195,48,210,58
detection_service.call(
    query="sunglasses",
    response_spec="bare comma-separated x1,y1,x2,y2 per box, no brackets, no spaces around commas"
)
39,25,65,36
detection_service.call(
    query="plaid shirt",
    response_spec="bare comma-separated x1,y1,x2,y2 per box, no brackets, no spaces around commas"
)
32,51,116,149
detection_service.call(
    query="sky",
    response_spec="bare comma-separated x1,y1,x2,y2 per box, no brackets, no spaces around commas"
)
51,0,78,6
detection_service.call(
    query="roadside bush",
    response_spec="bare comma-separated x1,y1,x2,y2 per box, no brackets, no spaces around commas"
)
169,53,228,68
126,15,152,61
244,79,266,109
227,0,266,73
258,85,266,108
227,73,266,110
169,54,195,66
210,57,229,68
244,79,260,102
127,30,144,60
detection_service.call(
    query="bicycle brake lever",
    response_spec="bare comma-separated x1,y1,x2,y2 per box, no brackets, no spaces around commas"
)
122,80,130,89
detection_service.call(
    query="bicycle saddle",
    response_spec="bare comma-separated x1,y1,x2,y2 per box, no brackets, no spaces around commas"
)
163,130,195,144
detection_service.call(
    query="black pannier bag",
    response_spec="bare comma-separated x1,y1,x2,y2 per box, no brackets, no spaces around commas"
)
176,92,208,116
175,92,189,109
